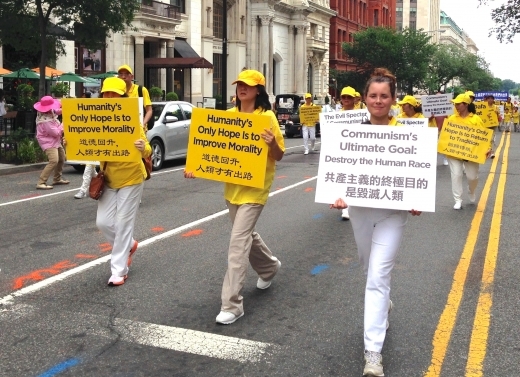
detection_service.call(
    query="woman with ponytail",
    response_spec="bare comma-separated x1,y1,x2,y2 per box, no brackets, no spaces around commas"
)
330,68,421,377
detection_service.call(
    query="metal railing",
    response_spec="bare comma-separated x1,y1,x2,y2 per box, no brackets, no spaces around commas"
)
140,0,180,20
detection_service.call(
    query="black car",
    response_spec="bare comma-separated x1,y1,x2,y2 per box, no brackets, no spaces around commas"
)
273,94,320,138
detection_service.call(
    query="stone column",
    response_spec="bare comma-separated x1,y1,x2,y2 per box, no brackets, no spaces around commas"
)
134,35,145,86
166,40,174,93
295,25,307,95
259,15,271,89
288,26,295,93
250,17,258,69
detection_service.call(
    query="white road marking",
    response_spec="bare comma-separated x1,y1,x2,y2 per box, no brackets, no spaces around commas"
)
0,176,317,305
108,317,276,363
0,142,314,208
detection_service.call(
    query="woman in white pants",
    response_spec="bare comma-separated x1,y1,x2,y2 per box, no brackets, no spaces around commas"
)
300,93,316,155
331,68,421,377
95,77,151,286
74,164,97,199
446,94,491,210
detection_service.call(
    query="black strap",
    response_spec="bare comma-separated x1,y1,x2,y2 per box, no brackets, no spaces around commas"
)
137,85,143,98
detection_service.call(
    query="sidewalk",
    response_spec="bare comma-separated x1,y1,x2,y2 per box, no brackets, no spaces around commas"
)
0,162,47,176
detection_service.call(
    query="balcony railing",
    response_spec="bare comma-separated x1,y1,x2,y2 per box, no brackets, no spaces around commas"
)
140,0,180,20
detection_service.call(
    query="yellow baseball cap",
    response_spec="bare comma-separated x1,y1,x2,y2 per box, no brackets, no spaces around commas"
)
340,86,356,97
451,93,472,104
466,90,475,97
117,64,133,75
397,95,419,107
354,91,361,98
232,69,266,86
101,77,127,95
305,93,312,99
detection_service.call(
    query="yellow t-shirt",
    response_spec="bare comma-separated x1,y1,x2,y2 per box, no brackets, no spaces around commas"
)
224,107,285,206
447,112,484,128
300,103,316,127
100,127,152,189
504,102,513,112
504,112,511,122
513,112,519,123
126,84,152,107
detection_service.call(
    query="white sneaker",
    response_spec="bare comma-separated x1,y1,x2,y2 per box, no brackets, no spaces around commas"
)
443,158,449,166
74,190,86,199
107,275,127,286
469,191,476,203
257,260,281,289
363,350,384,376
216,311,244,325
311,145,316,151
341,208,350,220
304,150,309,155
453,201,462,210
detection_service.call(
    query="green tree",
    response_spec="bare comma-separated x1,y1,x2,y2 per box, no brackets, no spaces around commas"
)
0,0,140,98
500,79,517,93
479,0,520,42
423,44,468,93
343,27,435,95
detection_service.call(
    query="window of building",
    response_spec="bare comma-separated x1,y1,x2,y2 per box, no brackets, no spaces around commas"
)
213,53,222,95
396,22,403,31
373,9,379,26
170,0,185,14
396,7,403,19
410,7,417,18
409,20,416,30
213,2,223,39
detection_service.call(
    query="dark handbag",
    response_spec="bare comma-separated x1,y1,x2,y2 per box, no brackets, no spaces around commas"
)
89,162,107,200
143,156,152,181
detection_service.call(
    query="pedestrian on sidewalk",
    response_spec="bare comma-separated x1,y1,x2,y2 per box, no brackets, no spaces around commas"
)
330,68,422,377
446,93,492,210
300,93,317,155
184,69,285,325
34,96,69,189
95,77,151,286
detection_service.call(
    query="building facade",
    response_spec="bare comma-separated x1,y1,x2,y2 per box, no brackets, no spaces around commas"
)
329,0,396,72
439,10,479,54
396,0,441,43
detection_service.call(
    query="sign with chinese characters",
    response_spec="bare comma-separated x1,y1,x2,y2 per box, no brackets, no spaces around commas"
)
299,105,322,125
437,118,493,164
474,101,499,128
62,98,141,162
475,91,508,101
315,121,438,212
396,118,429,127
185,108,270,188
320,109,369,125
420,93,454,118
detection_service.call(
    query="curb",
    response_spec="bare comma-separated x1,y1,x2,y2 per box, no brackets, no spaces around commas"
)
0,162,47,176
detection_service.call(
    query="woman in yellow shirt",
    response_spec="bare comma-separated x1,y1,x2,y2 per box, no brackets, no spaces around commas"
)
185,70,285,325
397,95,436,127
446,93,490,210
96,77,152,286
513,106,519,132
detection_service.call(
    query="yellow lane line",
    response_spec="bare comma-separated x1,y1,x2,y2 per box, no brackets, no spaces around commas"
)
465,133,510,376
424,133,506,377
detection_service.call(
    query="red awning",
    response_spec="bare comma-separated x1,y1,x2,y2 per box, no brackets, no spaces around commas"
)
144,57,213,69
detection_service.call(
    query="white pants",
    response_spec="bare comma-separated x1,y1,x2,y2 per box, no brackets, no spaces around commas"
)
447,157,479,203
302,125,316,152
349,206,408,353
96,183,144,277
80,164,97,193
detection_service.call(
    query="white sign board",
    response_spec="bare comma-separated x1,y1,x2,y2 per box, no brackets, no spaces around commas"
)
320,109,370,125
421,93,454,118
315,121,438,212
396,118,429,127
203,98,217,109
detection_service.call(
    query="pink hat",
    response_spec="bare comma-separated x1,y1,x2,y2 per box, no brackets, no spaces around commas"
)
33,96,61,112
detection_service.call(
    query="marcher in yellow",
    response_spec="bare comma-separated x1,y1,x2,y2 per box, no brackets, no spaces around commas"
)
117,65,153,130
300,93,317,155
96,77,152,286
446,93,491,210
354,91,365,109
396,95,436,127
513,106,519,132
484,94,500,158
184,70,285,325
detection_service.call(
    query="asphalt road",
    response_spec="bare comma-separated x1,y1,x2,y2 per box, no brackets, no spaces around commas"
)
0,133,519,377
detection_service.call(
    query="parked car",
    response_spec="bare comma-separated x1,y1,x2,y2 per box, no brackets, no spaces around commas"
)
147,101,194,170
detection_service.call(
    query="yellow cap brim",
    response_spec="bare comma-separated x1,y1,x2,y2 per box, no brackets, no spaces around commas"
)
232,79,258,86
